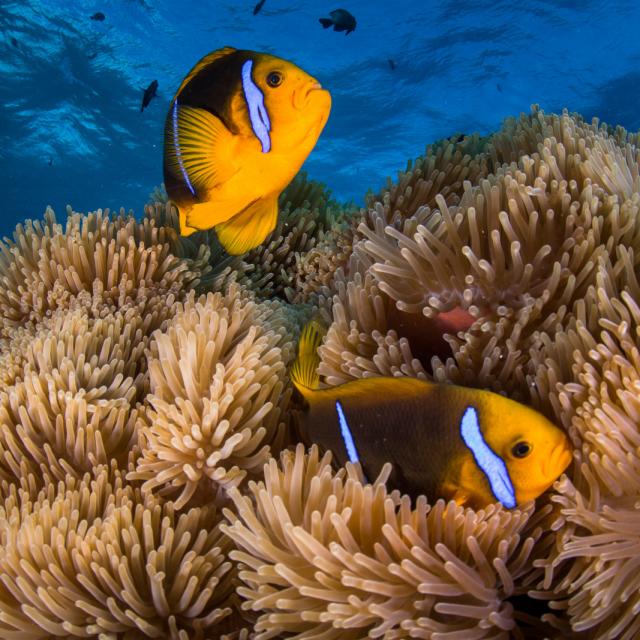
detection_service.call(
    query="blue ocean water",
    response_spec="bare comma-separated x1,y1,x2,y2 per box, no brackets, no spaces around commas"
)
1,0,638,237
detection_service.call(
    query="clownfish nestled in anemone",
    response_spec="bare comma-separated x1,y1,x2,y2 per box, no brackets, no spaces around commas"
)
291,322,572,509
163,47,331,254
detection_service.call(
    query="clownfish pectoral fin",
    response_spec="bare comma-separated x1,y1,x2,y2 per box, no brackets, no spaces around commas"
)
439,480,470,507
213,195,278,255
451,489,471,507
290,320,326,397
164,103,239,198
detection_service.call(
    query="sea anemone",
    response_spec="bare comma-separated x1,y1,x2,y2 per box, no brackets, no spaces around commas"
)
223,444,550,639
0,206,209,340
328,108,640,400
237,172,351,304
527,256,640,639
0,466,236,639
130,284,297,509
0,305,146,487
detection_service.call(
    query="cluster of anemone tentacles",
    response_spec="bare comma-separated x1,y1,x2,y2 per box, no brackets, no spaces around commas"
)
0,107,638,639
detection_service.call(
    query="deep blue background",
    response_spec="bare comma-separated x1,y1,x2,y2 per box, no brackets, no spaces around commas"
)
1,0,639,237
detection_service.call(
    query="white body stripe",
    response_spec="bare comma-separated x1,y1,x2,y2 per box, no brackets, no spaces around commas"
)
335,400,360,463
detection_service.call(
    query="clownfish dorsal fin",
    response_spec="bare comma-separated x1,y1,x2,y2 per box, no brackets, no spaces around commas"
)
174,46,237,99
290,321,326,398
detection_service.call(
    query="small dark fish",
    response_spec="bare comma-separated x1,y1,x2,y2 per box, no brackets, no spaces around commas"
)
319,8,356,35
496,82,503,93
388,58,396,71
48,157,53,166
140,79,158,112
87,51,98,60
90,12,105,21
253,0,266,15
10,37,18,48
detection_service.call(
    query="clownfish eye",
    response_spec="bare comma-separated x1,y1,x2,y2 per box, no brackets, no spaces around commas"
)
511,441,532,458
266,71,283,87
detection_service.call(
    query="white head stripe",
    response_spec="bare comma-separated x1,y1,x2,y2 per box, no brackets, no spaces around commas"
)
241,59,271,153
459,406,516,508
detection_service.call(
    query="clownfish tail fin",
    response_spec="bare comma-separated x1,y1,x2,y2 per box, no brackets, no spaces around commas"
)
290,321,325,396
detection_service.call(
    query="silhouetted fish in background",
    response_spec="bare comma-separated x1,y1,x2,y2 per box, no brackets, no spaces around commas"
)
10,37,18,48
140,79,158,112
319,9,356,35
90,12,105,21
388,58,396,71
253,0,266,15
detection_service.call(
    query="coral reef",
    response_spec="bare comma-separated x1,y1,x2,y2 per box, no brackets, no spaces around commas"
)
0,107,639,638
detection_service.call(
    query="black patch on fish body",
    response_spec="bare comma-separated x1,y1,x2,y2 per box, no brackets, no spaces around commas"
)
294,377,469,500
175,50,250,135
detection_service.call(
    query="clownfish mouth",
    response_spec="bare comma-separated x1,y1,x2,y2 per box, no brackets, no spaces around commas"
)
515,443,573,505
542,442,573,480
296,81,328,110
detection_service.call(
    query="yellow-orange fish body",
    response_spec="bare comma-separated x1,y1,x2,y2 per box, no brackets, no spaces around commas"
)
163,47,331,255
291,323,572,509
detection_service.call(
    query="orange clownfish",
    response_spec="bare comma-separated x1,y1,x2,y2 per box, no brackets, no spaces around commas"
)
163,47,331,255
291,322,572,509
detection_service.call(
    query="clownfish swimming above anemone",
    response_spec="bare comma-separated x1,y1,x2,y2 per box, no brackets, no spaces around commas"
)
291,323,572,509
163,47,331,255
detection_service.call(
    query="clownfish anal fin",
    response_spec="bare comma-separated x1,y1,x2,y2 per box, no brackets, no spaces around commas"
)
177,207,199,237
